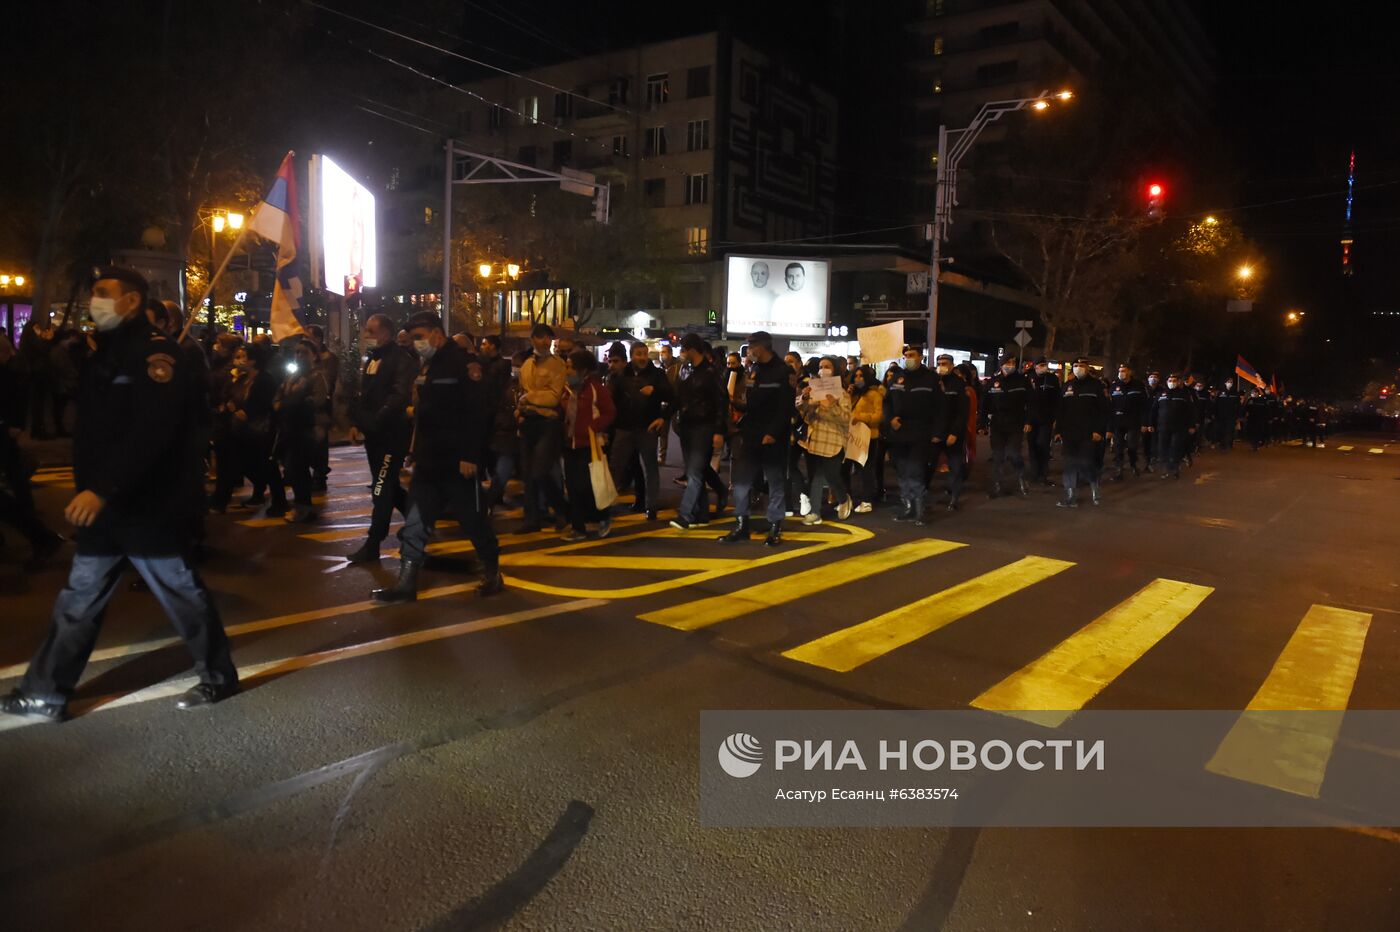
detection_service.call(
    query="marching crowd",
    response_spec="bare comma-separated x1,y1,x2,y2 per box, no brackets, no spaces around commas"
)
0,265,1334,721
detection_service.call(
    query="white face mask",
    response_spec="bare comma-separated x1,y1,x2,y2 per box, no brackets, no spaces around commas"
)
937,363,952,375
1167,380,1179,389
819,368,834,378
1225,381,1234,389
414,339,435,361
1072,366,1087,379
89,295,123,331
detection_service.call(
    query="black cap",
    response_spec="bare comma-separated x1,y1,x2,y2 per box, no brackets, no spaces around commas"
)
1148,370,1161,378
1118,361,1134,369
1073,356,1091,366
406,310,443,331
93,265,149,303
904,344,925,354
1033,356,1048,365
935,353,954,363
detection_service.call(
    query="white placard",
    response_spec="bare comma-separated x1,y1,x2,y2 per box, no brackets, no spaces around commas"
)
858,320,904,363
806,375,843,400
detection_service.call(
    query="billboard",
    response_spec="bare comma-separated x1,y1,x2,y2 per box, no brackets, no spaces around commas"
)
310,154,377,296
725,256,829,337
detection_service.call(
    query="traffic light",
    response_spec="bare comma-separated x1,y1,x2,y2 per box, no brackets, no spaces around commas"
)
592,184,610,224
1145,181,1165,220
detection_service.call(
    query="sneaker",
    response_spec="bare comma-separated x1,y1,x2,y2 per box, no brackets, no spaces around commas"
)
799,493,812,516
595,518,612,539
560,528,588,542
854,502,873,514
669,517,692,531
802,512,823,526
836,496,853,520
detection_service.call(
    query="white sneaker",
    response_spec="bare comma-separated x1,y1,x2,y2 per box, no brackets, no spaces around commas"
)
802,512,823,526
836,496,853,520
854,501,873,514
799,493,812,516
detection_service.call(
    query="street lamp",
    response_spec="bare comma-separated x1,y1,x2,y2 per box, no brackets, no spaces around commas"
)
477,260,524,334
1237,264,1254,281
1204,215,1219,225
926,88,1074,351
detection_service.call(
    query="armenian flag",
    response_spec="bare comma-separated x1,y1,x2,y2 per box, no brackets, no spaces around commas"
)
1235,355,1267,391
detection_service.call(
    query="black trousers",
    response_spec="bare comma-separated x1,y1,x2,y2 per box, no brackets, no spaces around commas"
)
732,435,788,525
988,428,1025,487
1061,437,1102,491
398,469,500,570
364,439,408,544
279,430,316,506
563,447,606,532
803,449,846,507
941,438,968,499
893,437,932,507
1161,429,1188,474
1112,427,1142,471
609,427,659,514
519,416,568,527
1028,421,1054,480
20,553,238,704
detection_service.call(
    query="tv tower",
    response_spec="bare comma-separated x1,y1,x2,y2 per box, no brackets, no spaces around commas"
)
1341,150,1355,276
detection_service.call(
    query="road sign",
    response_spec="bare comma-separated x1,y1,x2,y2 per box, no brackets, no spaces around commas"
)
1016,319,1034,329
907,271,930,295
559,167,597,197
1014,330,1032,348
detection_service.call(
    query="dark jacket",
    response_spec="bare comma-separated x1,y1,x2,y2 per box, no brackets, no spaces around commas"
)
72,316,199,556
882,365,940,442
1056,374,1109,441
734,354,794,441
353,342,417,450
1108,378,1149,431
610,360,673,431
979,369,1029,431
1215,388,1243,423
1027,370,1062,424
412,341,491,478
675,358,726,437
1152,385,1195,432
934,371,971,442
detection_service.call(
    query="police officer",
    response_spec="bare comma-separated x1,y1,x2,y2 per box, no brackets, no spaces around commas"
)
978,355,1030,498
2,267,238,721
884,344,939,524
1215,377,1242,451
1026,356,1061,486
1054,357,1108,507
933,353,971,511
345,313,416,564
718,331,793,547
1142,371,1162,471
372,311,502,602
1150,372,1196,478
1107,362,1148,481
1244,388,1271,450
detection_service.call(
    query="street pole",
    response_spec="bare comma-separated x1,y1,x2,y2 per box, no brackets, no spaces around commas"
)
926,124,948,360
442,138,455,335
206,222,217,353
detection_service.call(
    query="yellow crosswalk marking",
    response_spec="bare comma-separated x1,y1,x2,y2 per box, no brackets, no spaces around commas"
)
1339,445,1354,451
1206,605,1372,798
782,555,1074,672
1369,448,1385,454
971,578,1213,727
639,539,965,631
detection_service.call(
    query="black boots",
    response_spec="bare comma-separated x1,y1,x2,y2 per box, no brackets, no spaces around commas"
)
764,522,783,547
346,539,381,564
478,570,505,597
1057,489,1078,508
718,516,751,543
892,501,916,523
372,558,422,603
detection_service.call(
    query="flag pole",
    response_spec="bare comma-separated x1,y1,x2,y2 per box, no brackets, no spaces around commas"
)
179,225,250,344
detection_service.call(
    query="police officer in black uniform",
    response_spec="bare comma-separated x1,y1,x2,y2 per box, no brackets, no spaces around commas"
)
933,353,972,511
1026,356,1061,486
718,331,793,547
346,313,416,564
373,311,502,602
978,355,1030,498
1215,377,1242,451
2,267,238,722
1107,362,1148,481
1150,372,1196,478
884,344,939,524
1055,357,1109,507
1244,388,1270,450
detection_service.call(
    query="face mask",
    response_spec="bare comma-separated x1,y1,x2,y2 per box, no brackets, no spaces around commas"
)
1118,372,1129,381
1148,378,1159,387
89,296,123,331
1225,381,1234,389
937,364,952,375
854,378,865,389
362,337,379,352
1072,367,1087,378
905,357,921,370
1168,380,1179,389
414,339,435,361
819,368,834,378
566,373,583,387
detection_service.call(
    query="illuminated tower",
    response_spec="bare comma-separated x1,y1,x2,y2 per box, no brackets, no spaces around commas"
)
1341,150,1355,277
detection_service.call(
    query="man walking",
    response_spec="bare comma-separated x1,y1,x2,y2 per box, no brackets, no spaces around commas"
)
345,313,416,564
718,331,793,546
1026,357,1061,486
1055,357,1108,508
1107,362,1148,480
978,355,1030,498
609,342,672,521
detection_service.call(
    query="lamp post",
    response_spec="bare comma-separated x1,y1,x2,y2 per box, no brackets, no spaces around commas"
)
476,261,522,335
926,89,1073,354
198,207,245,349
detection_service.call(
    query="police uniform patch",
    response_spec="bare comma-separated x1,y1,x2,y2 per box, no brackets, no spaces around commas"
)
146,352,176,383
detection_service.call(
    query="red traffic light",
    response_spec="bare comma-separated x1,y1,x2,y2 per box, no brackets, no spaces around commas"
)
1147,183,1164,198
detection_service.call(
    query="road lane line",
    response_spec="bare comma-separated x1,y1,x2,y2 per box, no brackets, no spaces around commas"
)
1369,448,1385,454
971,578,1214,727
639,539,965,631
1206,605,1372,798
1339,445,1354,451
782,556,1074,673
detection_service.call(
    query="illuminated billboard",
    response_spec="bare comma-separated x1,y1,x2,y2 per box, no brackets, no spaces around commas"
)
310,154,377,296
725,256,829,338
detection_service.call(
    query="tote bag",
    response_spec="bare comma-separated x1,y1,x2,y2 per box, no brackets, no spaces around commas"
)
587,428,618,509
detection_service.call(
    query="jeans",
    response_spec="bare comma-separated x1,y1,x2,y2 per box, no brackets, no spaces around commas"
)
731,434,788,525
677,426,715,522
520,416,567,527
21,553,238,703
609,426,660,514
398,470,500,570
893,437,931,507
365,440,408,544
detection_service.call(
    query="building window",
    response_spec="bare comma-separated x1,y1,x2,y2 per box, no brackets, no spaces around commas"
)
685,173,710,205
612,134,629,157
553,140,572,165
645,73,669,105
488,105,504,130
517,145,538,166
424,206,433,225
644,125,668,156
933,78,943,94
609,77,629,106
686,119,711,152
687,66,712,98
933,35,944,55
553,92,574,121
643,178,667,208
686,226,709,256
976,60,1019,84
517,96,539,125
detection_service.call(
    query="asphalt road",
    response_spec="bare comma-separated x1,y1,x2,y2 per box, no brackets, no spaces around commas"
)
2,432,1399,931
